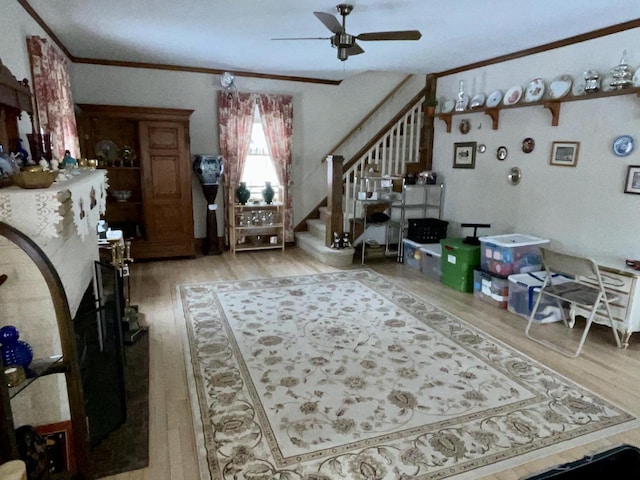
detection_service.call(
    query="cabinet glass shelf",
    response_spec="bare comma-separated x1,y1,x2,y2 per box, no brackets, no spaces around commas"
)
8,355,66,399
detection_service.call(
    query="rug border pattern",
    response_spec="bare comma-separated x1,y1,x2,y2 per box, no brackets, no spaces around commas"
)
179,269,637,480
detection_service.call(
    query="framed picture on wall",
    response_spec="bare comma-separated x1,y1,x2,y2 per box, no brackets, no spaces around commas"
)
453,142,476,169
550,141,580,167
624,165,640,194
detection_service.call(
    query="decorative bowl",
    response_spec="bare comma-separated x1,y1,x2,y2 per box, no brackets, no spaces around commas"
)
112,190,132,202
12,170,58,189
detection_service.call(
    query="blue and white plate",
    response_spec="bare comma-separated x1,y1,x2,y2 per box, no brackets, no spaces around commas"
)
613,135,635,157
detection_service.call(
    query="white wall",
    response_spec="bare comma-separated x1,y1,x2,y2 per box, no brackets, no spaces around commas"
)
0,2,50,141
3,2,424,239
70,65,422,237
434,28,640,259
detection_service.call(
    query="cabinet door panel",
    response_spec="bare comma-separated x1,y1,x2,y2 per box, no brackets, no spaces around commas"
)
139,121,194,255
150,156,181,197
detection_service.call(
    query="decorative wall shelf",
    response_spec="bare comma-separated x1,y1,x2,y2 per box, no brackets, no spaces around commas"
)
433,87,640,132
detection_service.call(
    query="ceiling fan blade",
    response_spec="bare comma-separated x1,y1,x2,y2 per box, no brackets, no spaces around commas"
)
271,37,330,40
313,11,343,34
347,43,364,56
356,30,422,41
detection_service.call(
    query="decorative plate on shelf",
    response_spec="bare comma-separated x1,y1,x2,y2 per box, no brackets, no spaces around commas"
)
441,99,456,114
95,140,119,164
524,78,545,102
571,82,586,96
503,85,523,106
633,67,640,87
613,135,635,157
486,89,503,108
470,93,486,109
547,74,573,99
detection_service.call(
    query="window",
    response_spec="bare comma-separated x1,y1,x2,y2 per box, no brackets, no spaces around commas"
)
241,105,280,201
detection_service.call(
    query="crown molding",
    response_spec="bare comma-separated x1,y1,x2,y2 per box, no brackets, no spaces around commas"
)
436,18,640,78
17,0,342,85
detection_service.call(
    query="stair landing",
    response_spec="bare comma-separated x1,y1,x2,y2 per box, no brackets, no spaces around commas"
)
295,208,354,267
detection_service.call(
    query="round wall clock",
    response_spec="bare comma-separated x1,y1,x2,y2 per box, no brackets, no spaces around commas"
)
496,146,508,161
522,137,535,153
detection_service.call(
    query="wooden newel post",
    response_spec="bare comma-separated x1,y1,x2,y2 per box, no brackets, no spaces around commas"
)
325,155,344,247
201,184,222,255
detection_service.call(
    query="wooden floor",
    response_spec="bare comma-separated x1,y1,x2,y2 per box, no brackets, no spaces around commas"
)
105,247,640,480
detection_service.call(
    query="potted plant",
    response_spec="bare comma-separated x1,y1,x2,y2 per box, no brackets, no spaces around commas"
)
426,95,438,116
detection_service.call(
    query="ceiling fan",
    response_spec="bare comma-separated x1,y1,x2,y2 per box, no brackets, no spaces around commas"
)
272,4,422,61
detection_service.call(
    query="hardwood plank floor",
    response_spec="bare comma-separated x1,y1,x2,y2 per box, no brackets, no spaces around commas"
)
105,247,640,480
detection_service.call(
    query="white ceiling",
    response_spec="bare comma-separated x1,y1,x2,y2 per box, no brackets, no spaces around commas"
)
26,0,640,82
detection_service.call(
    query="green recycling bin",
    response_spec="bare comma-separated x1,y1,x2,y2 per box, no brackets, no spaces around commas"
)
440,238,481,293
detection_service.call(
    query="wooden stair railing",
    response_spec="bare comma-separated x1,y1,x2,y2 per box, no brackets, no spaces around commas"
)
318,86,431,241
294,75,416,234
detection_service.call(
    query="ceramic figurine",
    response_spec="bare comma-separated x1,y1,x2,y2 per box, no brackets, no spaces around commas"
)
50,158,59,171
342,233,351,248
0,325,33,369
15,138,29,165
62,150,77,169
331,232,341,249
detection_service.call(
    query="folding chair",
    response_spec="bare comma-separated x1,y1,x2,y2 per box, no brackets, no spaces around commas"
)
525,247,622,357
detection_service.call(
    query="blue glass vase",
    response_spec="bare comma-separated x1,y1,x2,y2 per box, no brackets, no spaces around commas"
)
236,182,251,205
262,182,275,204
0,325,33,369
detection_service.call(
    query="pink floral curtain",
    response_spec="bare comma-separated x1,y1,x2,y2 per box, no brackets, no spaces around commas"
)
217,91,255,241
256,94,293,242
26,36,80,160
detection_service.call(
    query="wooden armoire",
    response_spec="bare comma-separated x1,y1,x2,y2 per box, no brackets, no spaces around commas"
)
76,105,195,259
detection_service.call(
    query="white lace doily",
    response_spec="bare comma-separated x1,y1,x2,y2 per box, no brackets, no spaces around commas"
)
0,169,107,240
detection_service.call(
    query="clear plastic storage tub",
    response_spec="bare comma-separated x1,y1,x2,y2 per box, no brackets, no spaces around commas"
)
508,271,571,323
479,234,549,278
473,269,510,308
420,244,442,282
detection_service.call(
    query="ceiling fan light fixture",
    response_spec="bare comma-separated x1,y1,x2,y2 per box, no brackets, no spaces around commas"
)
273,4,420,63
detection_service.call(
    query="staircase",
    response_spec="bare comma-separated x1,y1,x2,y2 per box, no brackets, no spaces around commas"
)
296,86,428,266
295,206,355,267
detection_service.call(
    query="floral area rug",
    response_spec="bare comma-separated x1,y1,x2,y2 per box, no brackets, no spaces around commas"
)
179,270,636,480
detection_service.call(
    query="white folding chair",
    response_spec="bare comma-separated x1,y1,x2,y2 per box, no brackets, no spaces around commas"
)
525,247,622,357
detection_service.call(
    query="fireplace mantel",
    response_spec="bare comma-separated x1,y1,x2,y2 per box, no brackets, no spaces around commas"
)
0,169,107,314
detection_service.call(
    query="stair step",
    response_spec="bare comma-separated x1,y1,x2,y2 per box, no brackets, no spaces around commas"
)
319,206,330,223
306,218,326,240
295,232,354,267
